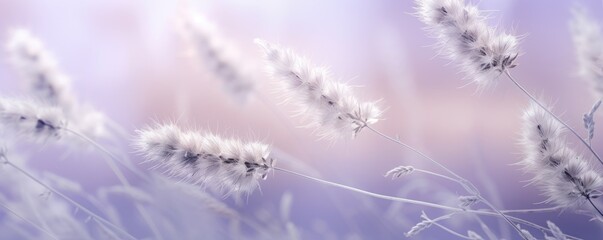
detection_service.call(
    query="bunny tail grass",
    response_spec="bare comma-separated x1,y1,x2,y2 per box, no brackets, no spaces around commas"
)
507,69,603,167
570,6,603,99
520,102,603,217
134,124,274,196
415,0,519,90
0,97,65,141
0,155,136,240
255,39,381,140
180,12,254,103
6,29,110,141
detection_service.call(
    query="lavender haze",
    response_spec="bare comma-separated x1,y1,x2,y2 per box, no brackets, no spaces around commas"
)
0,0,602,239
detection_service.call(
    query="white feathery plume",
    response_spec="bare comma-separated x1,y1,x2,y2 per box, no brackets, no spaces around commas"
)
521,103,603,209
134,124,274,196
0,97,65,140
179,12,254,103
570,6,603,98
415,0,519,89
6,29,109,140
6,29,75,110
255,39,381,140
520,102,566,172
542,157,602,207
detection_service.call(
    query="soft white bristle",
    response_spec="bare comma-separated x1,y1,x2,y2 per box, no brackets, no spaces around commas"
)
255,39,381,140
0,97,65,140
6,29,76,109
134,124,274,196
520,103,603,209
415,0,519,89
570,6,603,98
6,29,109,141
520,102,565,172
179,12,254,103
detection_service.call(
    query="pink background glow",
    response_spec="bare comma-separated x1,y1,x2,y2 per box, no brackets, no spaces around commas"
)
1,0,603,238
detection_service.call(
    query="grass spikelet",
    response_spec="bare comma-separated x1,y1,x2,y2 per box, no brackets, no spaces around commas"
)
0,97,65,141
134,123,274,196
255,39,381,140
570,6,603,98
415,0,519,90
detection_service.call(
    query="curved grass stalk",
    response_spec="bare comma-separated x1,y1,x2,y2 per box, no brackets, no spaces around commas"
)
273,167,581,240
62,128,161,240
0,156,136,240
364,126,523,238
0,200,58,240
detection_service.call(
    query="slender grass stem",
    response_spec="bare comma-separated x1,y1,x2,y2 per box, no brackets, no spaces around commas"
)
414,168,465,184
274,166,580,239
429,219,474,239
587,197,603,218
0,200,58,240
62,128,162,240
504,69,603,166
274,167,460,211
0,156,136,240
498,206,562,214
364,126,524,238
63,128,149,182
366,126,477,194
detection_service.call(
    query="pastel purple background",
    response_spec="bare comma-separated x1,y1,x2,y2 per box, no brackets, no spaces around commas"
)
1,0,603,239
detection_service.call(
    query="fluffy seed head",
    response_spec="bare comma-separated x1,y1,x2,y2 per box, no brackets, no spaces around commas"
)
520,102,565,172
6,29,108,140
542,158,602,207
570,6,603,99
0,97,65,140
415,0,519,89
134,124,274,196
6,29,76,110
255,39,381,140
520,103,603,209
179,12,254,103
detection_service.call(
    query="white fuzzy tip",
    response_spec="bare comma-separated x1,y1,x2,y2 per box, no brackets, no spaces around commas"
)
6,29,75,109
134,124,274,196
0,97,65,140
179,12,254,103
520,103,603,209
6,29,108,141
415,0,519,90
255,39,381,140
570,6,603,98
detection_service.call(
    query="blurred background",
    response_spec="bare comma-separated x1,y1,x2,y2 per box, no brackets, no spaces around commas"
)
1,0,603,239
